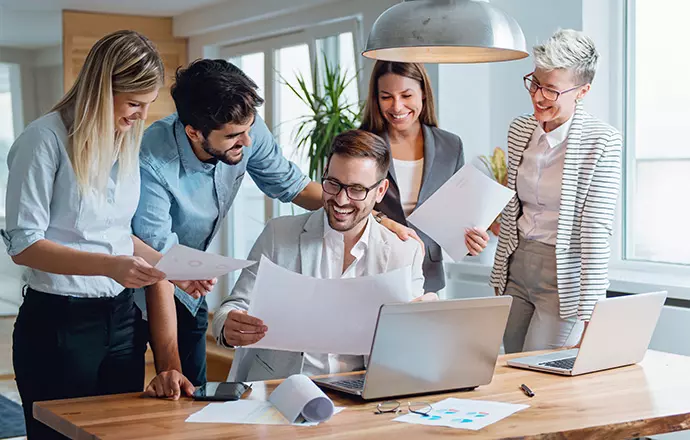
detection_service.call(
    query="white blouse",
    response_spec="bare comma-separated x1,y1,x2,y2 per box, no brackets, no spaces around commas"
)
393,158,424,217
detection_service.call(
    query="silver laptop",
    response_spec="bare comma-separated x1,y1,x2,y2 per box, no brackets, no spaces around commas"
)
507,291,666,376
314,296,512,400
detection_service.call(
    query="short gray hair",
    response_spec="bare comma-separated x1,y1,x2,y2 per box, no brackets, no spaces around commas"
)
533,29,599,84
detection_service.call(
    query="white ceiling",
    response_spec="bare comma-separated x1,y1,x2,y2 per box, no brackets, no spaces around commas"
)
0,0,226,17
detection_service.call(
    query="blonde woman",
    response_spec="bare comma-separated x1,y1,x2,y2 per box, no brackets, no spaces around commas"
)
2,30,166,439
468,30,622,353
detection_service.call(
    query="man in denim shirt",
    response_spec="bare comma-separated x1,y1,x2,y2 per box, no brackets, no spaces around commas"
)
132,59,324,392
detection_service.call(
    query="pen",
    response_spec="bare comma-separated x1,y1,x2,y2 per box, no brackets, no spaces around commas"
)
520,384,534,398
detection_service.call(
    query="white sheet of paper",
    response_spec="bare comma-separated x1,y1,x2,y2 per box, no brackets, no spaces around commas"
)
185,401,344,426
185,375,343,426
393,398,528,431
247,256,413,354
407,164,515,261
155,244,255,280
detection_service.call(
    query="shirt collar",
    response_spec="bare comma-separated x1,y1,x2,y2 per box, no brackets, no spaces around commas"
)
323,211,372,254
174,116,216,174
533,115,573,149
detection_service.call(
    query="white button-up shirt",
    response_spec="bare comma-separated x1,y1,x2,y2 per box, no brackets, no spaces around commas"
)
301,213,373,376
516,117,573,245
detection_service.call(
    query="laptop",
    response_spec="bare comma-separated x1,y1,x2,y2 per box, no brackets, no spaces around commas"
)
314,296,512,400
507,291,667,376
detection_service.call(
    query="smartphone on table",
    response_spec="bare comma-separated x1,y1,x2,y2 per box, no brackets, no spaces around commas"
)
192,382,252,401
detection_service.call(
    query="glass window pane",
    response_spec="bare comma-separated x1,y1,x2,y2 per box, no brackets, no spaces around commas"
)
275,44,312,217
633,0,690,160
0,63,16,220
629,160,690,265
627,1,690,265
226,53,267,259
338,32,359,108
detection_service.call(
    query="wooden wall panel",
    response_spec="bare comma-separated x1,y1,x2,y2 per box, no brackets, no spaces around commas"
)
63,10,188,125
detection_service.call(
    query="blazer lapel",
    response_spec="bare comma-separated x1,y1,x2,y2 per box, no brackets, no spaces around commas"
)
299,211,324,278
382,131,399,188
367,220,391,273
416,124,437,207
555,101,586,253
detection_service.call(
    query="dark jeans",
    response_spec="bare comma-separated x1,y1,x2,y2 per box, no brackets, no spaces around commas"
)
174,295,208,387
13,288,146,440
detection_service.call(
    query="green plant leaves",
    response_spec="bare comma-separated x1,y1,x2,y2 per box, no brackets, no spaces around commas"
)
283,53,361,180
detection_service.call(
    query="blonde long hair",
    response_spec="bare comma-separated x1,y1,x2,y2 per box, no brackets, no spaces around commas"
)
360,61,438,135
52,30,164,193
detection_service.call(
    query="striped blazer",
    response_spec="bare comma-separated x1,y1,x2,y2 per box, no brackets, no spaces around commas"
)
490,102,622,320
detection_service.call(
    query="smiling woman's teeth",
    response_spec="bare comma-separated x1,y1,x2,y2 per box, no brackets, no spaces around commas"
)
392,113,409,119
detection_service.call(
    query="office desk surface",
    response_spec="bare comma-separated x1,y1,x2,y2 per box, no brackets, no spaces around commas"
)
34,350,690,439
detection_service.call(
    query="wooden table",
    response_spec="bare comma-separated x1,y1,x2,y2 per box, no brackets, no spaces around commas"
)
34,350,690,439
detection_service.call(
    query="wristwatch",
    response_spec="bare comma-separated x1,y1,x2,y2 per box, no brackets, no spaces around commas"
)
374,212,388,224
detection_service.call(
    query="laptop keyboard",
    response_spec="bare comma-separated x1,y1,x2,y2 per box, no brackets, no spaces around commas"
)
539,357,576,370
329,378,365,390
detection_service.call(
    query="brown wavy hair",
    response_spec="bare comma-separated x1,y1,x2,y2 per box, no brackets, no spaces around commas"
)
360,61,438,135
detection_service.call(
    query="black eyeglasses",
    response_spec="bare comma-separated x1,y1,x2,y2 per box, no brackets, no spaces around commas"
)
523,72,585,102
321,177,383,202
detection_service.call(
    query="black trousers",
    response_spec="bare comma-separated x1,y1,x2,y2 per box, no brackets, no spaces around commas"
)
174,295,208,387
12,288,147,439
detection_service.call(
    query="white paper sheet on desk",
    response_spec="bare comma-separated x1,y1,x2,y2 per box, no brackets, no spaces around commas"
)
393,398,528,430
247,256,412,354
155,244,255,280
185,374,344,426
407,164,515,262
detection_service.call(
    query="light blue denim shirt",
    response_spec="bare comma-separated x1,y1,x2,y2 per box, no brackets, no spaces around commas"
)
1,112,139,297
132,113,310,315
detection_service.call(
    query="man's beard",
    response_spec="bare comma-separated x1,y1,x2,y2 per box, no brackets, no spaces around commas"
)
201,138,244,165
324,199,373,232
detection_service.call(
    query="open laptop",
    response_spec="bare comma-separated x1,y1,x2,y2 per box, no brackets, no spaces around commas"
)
507,291,667,376
314,296,512,400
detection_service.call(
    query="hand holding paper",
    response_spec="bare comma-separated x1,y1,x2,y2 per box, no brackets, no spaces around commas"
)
155,244,256,281
407,165,515,261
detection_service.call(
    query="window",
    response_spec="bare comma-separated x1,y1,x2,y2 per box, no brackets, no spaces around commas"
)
221,21,361,259
0,63,20,222
625,0,690,266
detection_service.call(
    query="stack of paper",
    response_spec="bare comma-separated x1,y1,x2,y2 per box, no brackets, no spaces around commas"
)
186,374,343,426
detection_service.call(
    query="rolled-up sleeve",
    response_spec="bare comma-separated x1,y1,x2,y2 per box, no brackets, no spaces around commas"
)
246,115,310,203
2,127,59,256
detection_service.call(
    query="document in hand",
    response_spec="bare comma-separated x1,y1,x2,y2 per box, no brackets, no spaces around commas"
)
247,256,413,354
186,374,342,426
155,244,256,280
407,164,515,261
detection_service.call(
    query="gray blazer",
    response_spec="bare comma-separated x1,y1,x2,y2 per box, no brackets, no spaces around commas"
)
212,209,425,382
376,124,464,292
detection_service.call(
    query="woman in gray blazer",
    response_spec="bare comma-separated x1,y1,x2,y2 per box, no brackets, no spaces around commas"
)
361,61,488,292
468,29,622,353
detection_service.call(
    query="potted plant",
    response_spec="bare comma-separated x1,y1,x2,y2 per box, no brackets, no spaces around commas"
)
284,55,361,180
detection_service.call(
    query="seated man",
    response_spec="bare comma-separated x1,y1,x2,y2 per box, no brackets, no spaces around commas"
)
212,129,432,381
